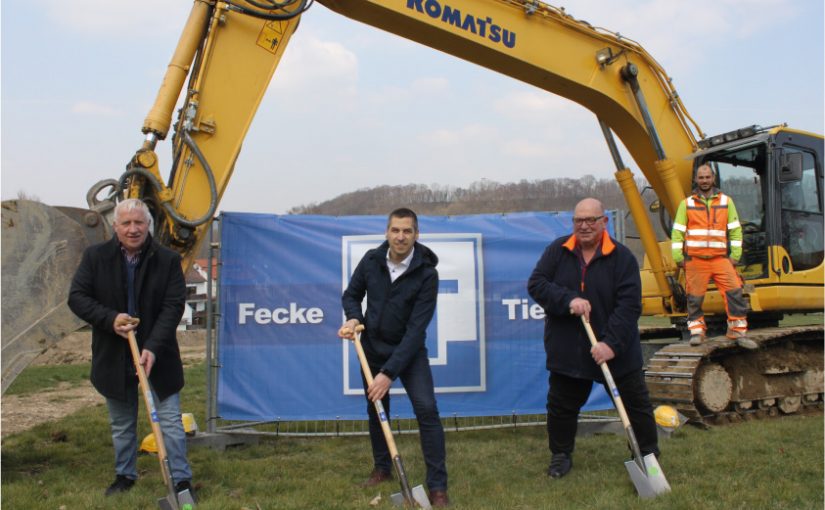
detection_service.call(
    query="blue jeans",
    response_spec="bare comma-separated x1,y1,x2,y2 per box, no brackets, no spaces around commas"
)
106,388,192,484
364,349,448,492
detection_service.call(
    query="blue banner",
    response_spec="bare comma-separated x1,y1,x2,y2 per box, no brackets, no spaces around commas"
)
217,212,614,421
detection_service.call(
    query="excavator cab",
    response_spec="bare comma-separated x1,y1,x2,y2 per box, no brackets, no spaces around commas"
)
695,126,824,318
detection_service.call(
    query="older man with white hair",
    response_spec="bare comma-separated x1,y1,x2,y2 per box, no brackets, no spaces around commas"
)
68,198,196,500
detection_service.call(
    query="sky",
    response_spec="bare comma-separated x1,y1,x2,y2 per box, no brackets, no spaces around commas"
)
2,0,823,215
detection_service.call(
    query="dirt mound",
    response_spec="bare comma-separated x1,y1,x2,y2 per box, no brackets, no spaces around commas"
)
32,329,207,367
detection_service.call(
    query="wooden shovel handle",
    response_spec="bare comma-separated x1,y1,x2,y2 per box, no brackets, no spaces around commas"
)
127,330,177,497
580,316,645,463
351,326,401,458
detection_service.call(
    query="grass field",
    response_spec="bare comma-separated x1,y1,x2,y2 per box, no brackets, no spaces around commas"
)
4,364,90,396
2,358,823,510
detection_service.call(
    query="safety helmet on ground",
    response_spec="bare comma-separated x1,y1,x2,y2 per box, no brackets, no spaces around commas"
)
654,405,680,429
182,413,198,436
139,433,158,454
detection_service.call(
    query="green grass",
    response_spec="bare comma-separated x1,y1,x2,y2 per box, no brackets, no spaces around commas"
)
778,312,824,327
2,363,822,510
4,364,90,395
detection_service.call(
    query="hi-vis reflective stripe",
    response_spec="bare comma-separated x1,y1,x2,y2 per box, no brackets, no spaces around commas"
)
673,222,687,232
728,319,747,328
672,241,684,249
687,228,727,236
719,194,728,205
730,240,743,247
688,319,705,333
728,220,740,229
685,240,728,248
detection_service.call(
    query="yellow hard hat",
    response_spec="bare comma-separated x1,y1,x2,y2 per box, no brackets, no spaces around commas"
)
182,413,198,436
139,433,158,454
654,405,680,429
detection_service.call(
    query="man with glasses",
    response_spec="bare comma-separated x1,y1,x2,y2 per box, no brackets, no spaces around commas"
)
528,198,659,479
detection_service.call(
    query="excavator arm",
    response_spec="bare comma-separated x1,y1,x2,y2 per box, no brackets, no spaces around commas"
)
126,0,703,297
119,0,306,273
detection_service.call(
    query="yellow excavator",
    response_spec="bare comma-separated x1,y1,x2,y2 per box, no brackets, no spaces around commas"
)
3,0,822,424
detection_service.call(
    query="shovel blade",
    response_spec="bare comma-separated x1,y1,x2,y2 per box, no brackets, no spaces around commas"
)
157,495,178,510
624,454,671,499
411,485,432,509
390,492,405,507
156,488,196,510
390,485,431,509
177,488,197,509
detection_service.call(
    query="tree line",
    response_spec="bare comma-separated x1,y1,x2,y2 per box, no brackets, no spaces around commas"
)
288,175,649,216
285,175,668,264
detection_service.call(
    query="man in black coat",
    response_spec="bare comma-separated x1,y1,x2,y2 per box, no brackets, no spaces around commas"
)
527,198,658,479
338,208,449,507
68,198,194,498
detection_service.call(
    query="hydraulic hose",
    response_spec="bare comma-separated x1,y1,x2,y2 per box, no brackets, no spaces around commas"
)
119,131,218,229
225,0,312,20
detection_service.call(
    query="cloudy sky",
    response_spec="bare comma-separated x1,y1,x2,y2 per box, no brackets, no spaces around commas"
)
2,0,823,214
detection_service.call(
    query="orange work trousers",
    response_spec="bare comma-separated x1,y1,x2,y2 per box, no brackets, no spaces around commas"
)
684,256,748,336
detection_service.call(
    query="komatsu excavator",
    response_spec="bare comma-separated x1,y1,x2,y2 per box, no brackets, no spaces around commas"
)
3,0,822,424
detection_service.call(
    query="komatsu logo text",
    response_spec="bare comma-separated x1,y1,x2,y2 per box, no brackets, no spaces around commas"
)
407,0,517,49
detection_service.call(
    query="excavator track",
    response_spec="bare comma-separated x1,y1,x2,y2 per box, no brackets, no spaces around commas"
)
645,325,824,426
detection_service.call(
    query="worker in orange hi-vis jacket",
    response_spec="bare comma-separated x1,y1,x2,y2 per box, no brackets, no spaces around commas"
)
670,164,758,350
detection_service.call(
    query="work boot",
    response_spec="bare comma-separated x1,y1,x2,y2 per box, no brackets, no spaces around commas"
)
689,334,705,346
359,468,393,488
104,475,135,496
547,452,572,479
737,337,758,350
175,480,198,503
430,489,450,507
727,329,757,350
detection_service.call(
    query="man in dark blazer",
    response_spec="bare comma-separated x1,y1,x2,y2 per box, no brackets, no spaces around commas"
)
68,198,194,498
528,198,658,479
338,208,449,507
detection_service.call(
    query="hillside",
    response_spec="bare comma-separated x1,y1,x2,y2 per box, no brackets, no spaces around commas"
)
285,175,666,262
287,175,646,216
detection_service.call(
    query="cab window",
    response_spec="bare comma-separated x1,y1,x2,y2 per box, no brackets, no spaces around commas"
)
780,149,823,270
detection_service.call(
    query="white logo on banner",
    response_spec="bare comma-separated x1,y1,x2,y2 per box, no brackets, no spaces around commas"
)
341,233,486,395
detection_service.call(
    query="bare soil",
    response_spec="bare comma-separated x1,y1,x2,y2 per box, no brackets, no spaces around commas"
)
1,330,207,437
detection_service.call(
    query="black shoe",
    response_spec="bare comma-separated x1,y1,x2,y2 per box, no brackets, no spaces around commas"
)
175,480,198,503
547,453,572,479
105,475,135,496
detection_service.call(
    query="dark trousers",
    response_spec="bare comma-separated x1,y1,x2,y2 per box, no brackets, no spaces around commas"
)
363,349,448,491
546,370,659,457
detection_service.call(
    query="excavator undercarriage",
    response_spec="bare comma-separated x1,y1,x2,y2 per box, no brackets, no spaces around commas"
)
646,325,824,426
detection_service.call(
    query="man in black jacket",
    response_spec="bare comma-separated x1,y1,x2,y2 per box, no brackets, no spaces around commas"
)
68,198,194,498
339,208,449,507
527,198,658,479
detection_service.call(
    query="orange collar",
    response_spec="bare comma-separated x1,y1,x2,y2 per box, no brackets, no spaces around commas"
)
562,230,615,255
